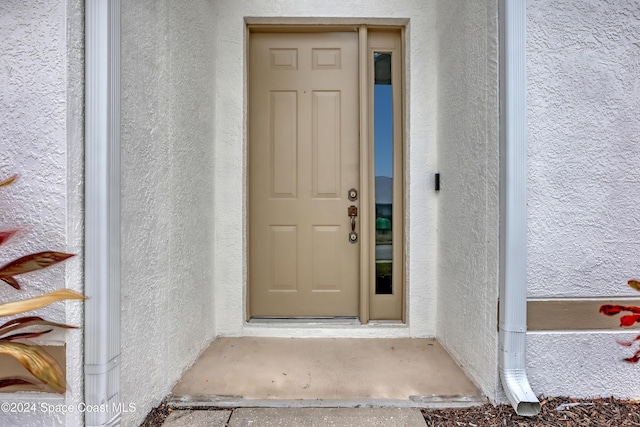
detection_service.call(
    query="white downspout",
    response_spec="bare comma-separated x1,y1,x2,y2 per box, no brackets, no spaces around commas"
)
85,0,122,425
499,0,541,416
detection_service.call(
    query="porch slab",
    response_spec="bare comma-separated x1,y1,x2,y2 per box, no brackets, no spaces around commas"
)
171,337,481,404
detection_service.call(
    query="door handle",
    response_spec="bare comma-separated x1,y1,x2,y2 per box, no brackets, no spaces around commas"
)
348,205,358,243
348,205,358,231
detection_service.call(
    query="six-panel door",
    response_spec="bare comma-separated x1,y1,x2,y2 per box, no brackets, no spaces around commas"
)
249,32,360,317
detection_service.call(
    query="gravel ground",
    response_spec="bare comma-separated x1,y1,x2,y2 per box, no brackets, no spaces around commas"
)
141,397,640,426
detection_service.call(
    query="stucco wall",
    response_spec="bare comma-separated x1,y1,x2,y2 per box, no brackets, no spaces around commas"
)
527,0,640,298
212,0,439,339
0,0,85,426
526,0,640,399
527,332,640,399
435,0,500,402
7,2,638,425
120,0,216,425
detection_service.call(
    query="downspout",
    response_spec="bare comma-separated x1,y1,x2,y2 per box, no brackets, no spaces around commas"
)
85,0,122,425
498,0,541,416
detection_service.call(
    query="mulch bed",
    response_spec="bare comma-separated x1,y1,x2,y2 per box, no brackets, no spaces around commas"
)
139,401,172,427
140,397,640,426
139,402,234,427
422,397,640,426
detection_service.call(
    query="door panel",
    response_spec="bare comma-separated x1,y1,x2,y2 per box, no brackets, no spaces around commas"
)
270,225,298,290
313,91,343,197
311,225,341,291
249,32,359,317
270,91,298,198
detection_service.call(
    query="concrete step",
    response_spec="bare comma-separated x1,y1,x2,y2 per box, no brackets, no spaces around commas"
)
161,408,427,427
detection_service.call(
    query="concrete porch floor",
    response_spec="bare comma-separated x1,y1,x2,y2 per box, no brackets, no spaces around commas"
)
170,337,483,407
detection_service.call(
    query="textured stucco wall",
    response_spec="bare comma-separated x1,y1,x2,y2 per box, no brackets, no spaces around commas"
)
527,0,640,298
527,332,640,399
0,0,85,426
120,1,216,425
212,0,439,339
435,0,500,401
526,0,640,399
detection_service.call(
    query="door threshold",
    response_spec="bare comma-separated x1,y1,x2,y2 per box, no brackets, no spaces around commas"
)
243,319,408,338
249,317,360,325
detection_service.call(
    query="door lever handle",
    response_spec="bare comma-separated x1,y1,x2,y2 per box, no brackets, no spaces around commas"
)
348,205,358,231
348,205,358,243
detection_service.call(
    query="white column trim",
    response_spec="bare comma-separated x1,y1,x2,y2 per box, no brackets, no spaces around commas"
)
84,1,121,426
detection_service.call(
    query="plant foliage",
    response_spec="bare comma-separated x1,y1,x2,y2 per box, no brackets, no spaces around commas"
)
0,174,86,393
600,280,640,363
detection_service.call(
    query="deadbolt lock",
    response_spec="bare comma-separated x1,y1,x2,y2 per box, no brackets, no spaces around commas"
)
348,188,358,201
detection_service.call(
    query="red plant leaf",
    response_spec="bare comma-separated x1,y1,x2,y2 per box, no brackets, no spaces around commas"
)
0,377,43,390
0,174,18,188
0,329,53,341
620,314,640,327
600,304,640,315
600,305,623,315
0,252,75,278
629,280,640,292
0,230,18,246
623,349,640,364
0,317,76,339
1,277,20,290
616,335,640,347
0,316,44,331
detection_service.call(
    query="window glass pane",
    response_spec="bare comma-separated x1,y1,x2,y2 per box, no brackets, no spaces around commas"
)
374,53,393,295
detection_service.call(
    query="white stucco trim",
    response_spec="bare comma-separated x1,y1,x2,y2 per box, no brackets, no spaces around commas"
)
498,0,540,416
84,1,121,426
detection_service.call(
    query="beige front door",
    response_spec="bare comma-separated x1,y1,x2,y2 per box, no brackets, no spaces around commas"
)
249,32,360,317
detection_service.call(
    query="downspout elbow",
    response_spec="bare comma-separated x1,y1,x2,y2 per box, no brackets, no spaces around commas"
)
499,328,541,416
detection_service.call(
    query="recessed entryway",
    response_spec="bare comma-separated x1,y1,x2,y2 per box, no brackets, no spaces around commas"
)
170,338,481,404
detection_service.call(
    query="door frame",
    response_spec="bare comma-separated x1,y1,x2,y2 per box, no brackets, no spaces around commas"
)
246,24,406,324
